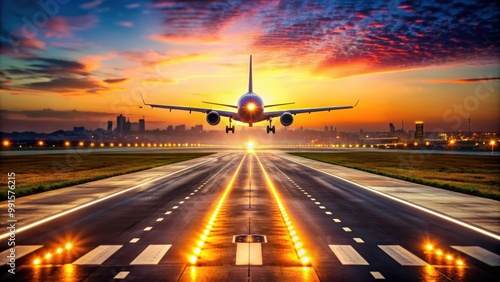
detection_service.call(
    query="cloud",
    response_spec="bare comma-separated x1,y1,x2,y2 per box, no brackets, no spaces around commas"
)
103,78,128,84
80,0,103,9
430,76,500,84
45,15,99,38
117,21,133,28
0,108,114,120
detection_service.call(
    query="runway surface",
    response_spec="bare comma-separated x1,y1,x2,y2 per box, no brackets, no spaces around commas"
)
1,151,498,281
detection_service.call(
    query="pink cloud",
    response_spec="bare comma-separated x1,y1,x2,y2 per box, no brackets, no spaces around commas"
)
118,21,133,28
80,0,103,9
45,15,99,38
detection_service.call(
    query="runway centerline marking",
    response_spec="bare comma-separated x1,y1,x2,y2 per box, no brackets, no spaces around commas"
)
354,238,364,243
114,271,130,280
165,211,172,215
333,219,341,223
129,238,140,243
371,272,385,279
156,218,164,222
0,157,216,240
143,227,152,231
282,155,500,241
343,227,352,232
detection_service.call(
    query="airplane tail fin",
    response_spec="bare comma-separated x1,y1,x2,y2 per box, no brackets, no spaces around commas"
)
248,55,253,93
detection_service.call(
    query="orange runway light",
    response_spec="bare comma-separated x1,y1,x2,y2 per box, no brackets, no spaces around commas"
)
33,258,41,265
65,243,72,250
56,247,63,254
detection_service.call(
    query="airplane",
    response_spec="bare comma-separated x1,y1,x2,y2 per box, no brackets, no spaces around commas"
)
140,55,358,134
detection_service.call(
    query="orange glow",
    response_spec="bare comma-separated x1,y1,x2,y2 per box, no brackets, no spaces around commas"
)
247,103,256,111
45,253,52,259
2,140,10,146
64,141,70,146
65,243,72,250
33,258,41,265
38,140,44,146
56,248,63,254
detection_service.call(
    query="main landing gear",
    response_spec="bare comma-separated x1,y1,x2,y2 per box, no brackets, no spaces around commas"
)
266,119,275,134
226,117,235,134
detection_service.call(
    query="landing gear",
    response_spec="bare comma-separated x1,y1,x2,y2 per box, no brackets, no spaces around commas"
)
266,119,275,134
226,118,235,134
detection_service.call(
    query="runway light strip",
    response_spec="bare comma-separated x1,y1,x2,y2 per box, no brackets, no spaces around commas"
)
255,155,310,265
0,157,216,240
284,156,500,241
189,154,248,265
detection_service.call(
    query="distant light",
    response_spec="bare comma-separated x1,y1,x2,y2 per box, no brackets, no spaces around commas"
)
33,258,41,265
2,140,10,146
79,141,84,147
65,243,72,250
298,249,306,256
64,141,70,147
45,253,52,259
425,244,433,251
301,256,310,264
446,254,453,260
490,140,496,146
194,248,201,255
457,260,464,266
90,142,95,147
436,249,443,256
100,143,104,147
189,255,197,264
56,248,63,254
38,140,44,146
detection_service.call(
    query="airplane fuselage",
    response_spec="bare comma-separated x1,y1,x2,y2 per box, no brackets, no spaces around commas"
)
236,92,265,126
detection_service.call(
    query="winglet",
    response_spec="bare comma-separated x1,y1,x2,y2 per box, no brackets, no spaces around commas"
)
354,99,359,107
139,92,147,108
248,55,253,93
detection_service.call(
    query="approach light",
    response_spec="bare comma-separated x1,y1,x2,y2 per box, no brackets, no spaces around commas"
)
38,140,44,146
2,140,10,146
247,103,256,111
65,243,72,250
64,141,70,147
33,258,41,265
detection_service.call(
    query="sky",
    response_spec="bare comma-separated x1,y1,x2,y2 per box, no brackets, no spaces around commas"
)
0,0,499,133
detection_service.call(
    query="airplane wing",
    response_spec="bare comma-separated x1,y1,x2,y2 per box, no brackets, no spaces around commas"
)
263,100,359,119
140,95,237,118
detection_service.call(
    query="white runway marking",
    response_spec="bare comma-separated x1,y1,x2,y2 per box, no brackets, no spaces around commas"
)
185,197,190,199
113,271,130,279
144,227,152,231
378,245,427,266
172,206,179,209
0,245,42,264
165,211,172,215
451,246,500,266
333,219,341,223
371,271,385,279
285,157,500,241
179,201,185,204
0,158,214,240
307,195,312,197
315,202,320,205
73,245,122,265
156,218,164,222
129,238,140,243
343,227,352,232
319,206,326,209
236,243,263,265
130,244,172,265
354,238,364,243
325,211,332,215
329,245,369,265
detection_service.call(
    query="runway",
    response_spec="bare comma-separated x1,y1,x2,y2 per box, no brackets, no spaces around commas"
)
0,151,498,281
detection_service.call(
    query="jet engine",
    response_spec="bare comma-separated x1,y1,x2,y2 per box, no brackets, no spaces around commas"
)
280,112,294,126
206,111,221,125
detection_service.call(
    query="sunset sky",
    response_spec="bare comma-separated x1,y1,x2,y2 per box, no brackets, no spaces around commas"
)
1,0,499,133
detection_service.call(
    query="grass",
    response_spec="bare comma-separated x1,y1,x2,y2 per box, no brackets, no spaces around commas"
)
0,152,214,200
289,152,500,201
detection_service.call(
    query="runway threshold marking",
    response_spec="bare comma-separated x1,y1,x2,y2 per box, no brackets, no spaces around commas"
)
329,245,369,265
72,245,122,265
0,245,43,264
235,243,263,265
130,244,172,265
378,245,427,266
0,157,216,240
451,246,500,266
282,155,500,241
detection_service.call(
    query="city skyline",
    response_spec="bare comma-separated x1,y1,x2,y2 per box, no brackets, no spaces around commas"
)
1,1,499,133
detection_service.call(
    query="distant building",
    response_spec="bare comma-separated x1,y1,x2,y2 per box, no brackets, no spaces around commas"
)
73,126,85,133
124,118,131,133
325,126,329,132
116,114,126,133
389,123,395,134
191,124,203,132
415,121,424,142
166,125,173,132
330,126,334,132
107,121,112,133
139,119,145,132
175,124,186,131
130,122,140,132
